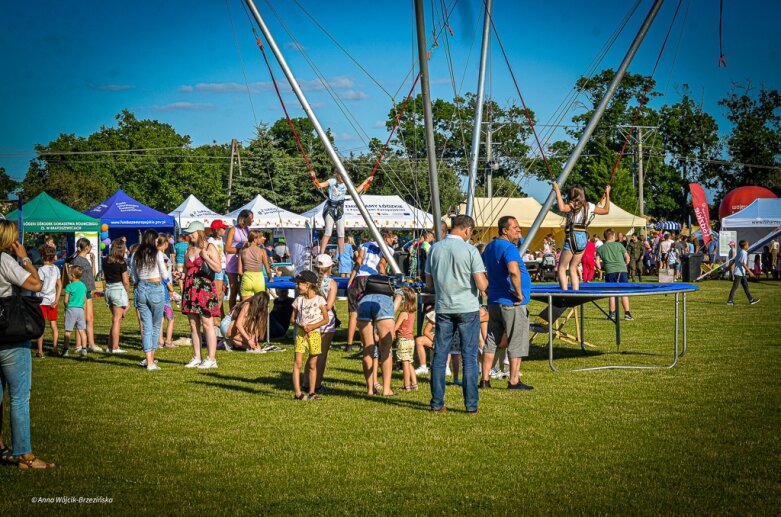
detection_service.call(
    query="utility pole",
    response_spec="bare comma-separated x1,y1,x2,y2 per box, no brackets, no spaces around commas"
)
618,124,657,217
225,139,242,213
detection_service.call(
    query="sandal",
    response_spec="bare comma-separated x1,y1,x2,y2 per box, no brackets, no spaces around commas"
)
293,393,306,400
410,384,419,391
17,454,55,470
35,352,45,358
0,445,14,464
382,391,397,397
164,341,175,348
306,394,320,401
373,383,382,392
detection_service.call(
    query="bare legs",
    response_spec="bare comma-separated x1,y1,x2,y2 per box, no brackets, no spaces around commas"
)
557,249,584,290
108,305,126,351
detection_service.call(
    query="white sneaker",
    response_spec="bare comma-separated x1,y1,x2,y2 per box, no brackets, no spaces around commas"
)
498,371,510,380
445,365,452,377
147,364,161,371
89,345,103,353
184,357,201,368
414,365,429,375
489,367,501,379
110,348,127,354
74,347,84,354
139,358,158,367
198,358,218,369
246,348,266,354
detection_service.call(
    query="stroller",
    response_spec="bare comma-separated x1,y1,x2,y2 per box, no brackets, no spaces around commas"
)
539,253,557,281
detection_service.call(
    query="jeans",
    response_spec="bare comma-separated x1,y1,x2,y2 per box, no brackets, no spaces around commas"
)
0,343,32,455
430,311,480,412
135,281,165,352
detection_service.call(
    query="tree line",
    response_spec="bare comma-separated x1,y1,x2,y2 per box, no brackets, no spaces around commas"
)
4,69,779,223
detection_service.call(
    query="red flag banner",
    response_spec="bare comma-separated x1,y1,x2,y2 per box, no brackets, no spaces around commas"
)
689,183,712,246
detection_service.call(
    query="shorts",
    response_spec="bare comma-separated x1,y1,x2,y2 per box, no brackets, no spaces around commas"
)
396,337,414,362
214,269,226,282
357,293,394,322
220,314,232,338
163,302,174,321
64,307,86,331
40,304,58,322
320,309,336,334
104,282,129,308
347,276,368,312
605,272,629,283
295,327,322,355
485,303,530,358
240,271,266,297
86,291,93,300
323,210,346,238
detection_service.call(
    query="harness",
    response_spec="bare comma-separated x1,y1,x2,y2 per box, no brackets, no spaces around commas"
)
322,198,345,222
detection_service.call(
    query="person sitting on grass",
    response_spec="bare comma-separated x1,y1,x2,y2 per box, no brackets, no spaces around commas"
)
269,288,294,340
414,305,435,375
36,245,61,358
290,270,329,401
220,292,269,352
62,265,88,358
394,287,418,391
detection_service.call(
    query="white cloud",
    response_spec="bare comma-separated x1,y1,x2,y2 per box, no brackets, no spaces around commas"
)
285,41,306,51
339,90,368,101
179,76,358,95
333,132,358,142
372,120,387,128
151,102,214,112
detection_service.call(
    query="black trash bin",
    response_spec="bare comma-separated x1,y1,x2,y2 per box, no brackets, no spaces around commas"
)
681,253,703,282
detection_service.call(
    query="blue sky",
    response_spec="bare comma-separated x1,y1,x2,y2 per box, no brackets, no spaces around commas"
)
1,0,779,204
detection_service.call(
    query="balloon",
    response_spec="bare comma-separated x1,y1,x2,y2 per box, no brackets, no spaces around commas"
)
99,242,106,250
102,238,111,246
719,186,777,220
100,231,109,240
169,238,175,246
101,223,109,232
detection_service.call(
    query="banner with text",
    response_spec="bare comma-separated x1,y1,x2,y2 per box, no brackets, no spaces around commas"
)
689,183,712,246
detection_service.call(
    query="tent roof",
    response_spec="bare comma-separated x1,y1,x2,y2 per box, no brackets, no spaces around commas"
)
721,198,781,227
169,195,229,227
589,202,646,229
85,189,174,228
226,195,309,229
302,195,433,230
6,192,100,233
464,197,565,228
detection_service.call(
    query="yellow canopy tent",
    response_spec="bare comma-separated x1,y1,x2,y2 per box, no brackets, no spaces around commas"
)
587,202,646,238
460,197,565,252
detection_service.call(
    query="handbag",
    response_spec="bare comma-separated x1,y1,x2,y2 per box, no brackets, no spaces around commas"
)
363,275,396,296
0,253,45,344
198,258,216,281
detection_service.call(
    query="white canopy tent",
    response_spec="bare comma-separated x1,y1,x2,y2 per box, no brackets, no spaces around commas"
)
226,194,310,229
721,198,781,244
169,195,230,229
302,195,433,230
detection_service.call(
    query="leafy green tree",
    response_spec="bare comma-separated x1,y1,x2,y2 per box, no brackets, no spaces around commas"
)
0,167,19,198
716,85,781,196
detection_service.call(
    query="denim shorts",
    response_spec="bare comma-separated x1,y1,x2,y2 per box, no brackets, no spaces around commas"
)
357,293,394,322
214,269,226,282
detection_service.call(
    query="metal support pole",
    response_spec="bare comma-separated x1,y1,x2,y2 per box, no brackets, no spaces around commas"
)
519,0,665,255
637,127,644,215
486,124,494,199
244,0,400,274
414,0,443,240
465,0,492,217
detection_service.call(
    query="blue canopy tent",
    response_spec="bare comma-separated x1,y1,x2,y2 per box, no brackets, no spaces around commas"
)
655,221,682,231
85,189,175,245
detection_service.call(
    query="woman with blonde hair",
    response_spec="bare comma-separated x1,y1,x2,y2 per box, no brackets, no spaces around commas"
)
238,230,272,301
552,182,610,291
0,220,54,469
181,222,221,369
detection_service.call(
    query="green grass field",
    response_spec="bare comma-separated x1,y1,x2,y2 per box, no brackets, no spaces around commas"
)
1,279,779,515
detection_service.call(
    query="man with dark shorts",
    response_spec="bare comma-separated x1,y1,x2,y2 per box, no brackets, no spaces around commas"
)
597,228,633,321
481,216,533,390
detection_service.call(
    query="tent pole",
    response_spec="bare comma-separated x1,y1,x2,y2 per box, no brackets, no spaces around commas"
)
244,0,401,275
465,0,492,217
519,0,665,255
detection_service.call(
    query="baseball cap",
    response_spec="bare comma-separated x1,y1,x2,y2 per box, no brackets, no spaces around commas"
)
729,241,736,246
292,270,318,285
183,221,204,235
210,220,229,230
315,254,334,268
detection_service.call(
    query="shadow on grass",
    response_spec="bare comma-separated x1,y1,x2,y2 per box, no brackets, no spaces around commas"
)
196,370,431,410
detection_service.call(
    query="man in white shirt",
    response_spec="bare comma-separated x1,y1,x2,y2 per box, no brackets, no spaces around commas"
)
727,239,759,306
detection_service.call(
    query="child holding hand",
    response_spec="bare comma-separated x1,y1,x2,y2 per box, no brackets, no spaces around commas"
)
291,270,329,400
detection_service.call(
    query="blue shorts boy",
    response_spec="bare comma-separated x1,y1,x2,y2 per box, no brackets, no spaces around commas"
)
605,272,629,283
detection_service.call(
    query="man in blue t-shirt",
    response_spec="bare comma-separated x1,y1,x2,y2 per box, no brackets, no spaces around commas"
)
481,216,533,391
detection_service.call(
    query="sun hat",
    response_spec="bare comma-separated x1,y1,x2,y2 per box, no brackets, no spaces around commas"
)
292,270,318,285
315,254,334,268
183,221,205,235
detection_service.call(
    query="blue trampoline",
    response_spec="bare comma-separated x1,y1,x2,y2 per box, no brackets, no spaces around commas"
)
531,282,699,372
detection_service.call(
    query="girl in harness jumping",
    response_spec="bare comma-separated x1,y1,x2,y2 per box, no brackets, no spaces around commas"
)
316,170,373,256
552,182,611,291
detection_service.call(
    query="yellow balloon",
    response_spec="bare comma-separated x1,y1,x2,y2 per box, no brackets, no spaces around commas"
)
101,223,109,232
